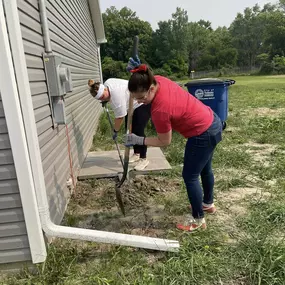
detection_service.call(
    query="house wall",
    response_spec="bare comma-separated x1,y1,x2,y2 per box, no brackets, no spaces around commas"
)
0,93,31,264
0,0,103,266
18,0,102,224
0,0,33,265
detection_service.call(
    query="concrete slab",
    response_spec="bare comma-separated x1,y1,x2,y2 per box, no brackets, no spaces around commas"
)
78,147,172,180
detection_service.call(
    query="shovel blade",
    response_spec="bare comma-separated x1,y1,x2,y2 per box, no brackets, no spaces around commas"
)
115,184,125,216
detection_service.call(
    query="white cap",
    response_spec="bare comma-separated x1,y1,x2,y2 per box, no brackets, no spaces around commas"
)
94,84,105,100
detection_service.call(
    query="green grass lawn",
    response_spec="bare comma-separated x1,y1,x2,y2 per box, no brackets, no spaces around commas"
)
2,75,285,285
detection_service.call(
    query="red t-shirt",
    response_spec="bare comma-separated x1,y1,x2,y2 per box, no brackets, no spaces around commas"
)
151,76,213,138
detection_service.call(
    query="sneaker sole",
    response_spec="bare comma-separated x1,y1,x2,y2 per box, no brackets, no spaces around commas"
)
129,159,140,163
129,157,140,163
204,208,216,214
134,161,149,171
176,223,207,232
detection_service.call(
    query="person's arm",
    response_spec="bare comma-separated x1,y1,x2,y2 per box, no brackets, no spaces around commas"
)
144,110,172,146
125,131,172,147
144,131,172,147
114,117,124,132
124,110,172,147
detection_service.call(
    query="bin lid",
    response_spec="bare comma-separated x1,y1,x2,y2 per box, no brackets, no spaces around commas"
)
185,78,235,87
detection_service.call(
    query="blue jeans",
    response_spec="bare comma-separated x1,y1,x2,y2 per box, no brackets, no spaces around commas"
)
182,113,222,219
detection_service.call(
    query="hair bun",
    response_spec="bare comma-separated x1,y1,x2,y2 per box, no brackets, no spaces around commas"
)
88,79,95,87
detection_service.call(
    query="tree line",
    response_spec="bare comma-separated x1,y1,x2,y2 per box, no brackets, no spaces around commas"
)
101,0,285,80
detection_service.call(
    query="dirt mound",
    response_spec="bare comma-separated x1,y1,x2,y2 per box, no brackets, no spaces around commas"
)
64,175,180,236
120,175,177,207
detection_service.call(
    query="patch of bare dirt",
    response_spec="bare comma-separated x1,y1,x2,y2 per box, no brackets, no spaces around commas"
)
218,277,249,285
272,231,285,243
145,252,165,265
215,167,246,180
244,174,263,184
224,126,241,133
217,186,270,218
243,141,276,167
265,179,277,187
64,175,181,238
76,203,175,238
244,141,276,152
214,186,271,243
219,187,271,203
248,107,285,117
215,167,262,185
65,171,272,248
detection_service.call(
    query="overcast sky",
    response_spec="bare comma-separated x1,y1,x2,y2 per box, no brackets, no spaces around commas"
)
99,0,277,30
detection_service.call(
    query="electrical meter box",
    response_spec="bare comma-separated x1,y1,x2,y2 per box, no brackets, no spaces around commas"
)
43,54,73,125
43,54,73,96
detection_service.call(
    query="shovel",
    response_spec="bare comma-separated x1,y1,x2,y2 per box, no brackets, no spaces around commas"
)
102,102,124,168
114,35,139,216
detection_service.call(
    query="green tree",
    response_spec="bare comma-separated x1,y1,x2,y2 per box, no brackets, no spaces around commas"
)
100,3,285,76
273,55,285,73
151,20,173,67
230,5,265,67
256,53,270,65
101,57,128,81
198,27,237,70
187,22,211,71
101,7,153,63
263,9,285,57
150,8,189,75
280,0,285,11
197,20,213,31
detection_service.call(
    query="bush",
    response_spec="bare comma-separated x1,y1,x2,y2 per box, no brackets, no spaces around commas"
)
152,68,171,77
168,74,179,81
256,53,270,65
259,62,274,75
162,63,172,75
273,55,285,74
219,67,232,76
259,55,285,75
102,57,129,81
166,56,188,75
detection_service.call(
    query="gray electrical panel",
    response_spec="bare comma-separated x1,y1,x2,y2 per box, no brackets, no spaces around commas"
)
43,54,73,125
43,54,73,96
52,97,66,125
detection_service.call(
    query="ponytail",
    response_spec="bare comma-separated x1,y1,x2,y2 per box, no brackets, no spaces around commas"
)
128,64,157,93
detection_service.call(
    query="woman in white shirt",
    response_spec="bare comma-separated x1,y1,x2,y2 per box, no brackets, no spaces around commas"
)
88,78,151,170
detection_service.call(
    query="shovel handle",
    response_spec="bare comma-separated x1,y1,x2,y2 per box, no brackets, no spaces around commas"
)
132,35,139,58
117,36,139,188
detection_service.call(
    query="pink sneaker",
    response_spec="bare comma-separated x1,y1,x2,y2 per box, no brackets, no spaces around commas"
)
176,216,206,232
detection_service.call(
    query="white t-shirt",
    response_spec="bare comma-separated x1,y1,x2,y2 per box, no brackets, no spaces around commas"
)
104,78,142,118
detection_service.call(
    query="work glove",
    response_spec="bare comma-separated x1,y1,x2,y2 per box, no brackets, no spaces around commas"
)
112,129,118,141
124,133,145,146
126,55,141,72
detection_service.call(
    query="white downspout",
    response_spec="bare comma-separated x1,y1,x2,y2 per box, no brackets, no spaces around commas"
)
98,45,104,83
4,0,180,253
0,0,47,264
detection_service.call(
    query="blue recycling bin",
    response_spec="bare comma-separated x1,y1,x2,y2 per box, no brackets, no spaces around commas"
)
185,78,235,129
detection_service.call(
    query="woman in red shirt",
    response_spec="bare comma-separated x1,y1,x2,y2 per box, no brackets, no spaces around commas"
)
125,60,222,232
